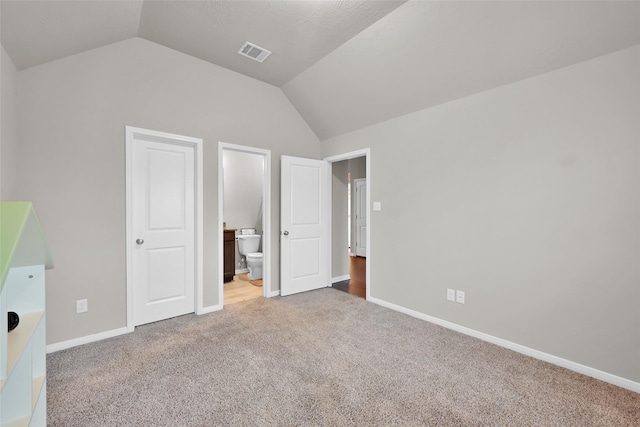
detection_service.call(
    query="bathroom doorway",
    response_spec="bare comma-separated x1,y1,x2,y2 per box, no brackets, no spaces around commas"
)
218,143,272,306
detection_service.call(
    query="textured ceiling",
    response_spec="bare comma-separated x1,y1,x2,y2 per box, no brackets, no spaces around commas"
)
283,0,640,140
1,0,143,71
137,0,406,86
0,0,405,86
1,1,639,141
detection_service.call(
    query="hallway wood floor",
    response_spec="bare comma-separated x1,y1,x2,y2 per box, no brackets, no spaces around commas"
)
332,255,366,298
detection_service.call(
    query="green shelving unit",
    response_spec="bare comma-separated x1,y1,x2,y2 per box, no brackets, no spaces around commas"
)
0,202,53,426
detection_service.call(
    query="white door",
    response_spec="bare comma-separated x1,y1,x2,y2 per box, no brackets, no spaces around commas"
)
130,130,196,326
354,179,367,257
281,156,330,296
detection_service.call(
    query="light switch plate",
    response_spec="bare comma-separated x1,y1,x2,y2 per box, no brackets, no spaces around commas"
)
447,289,455,302
373,202,382,211
76,299,88,313
456,290,465,304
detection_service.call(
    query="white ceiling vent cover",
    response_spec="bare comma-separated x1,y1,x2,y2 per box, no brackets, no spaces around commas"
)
238,41,272,63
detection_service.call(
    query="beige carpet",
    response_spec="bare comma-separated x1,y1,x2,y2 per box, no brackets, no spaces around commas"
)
47,289,639,426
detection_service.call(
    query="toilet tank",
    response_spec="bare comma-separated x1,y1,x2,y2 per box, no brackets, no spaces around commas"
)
237,234,260,255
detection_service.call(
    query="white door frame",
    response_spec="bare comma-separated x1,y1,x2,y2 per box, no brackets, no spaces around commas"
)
218,142,273,305
125,126,204,332
324,149,371,300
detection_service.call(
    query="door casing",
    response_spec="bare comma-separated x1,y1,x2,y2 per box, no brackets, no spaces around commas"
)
125,126,204,332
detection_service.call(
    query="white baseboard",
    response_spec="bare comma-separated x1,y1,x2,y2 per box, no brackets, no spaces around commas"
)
199,304,223,314
332,274,350,284
47,326,129,353
48,305,223,353
349,252,355,257
368,296,640,394
235,268,249,274
266,289,280,298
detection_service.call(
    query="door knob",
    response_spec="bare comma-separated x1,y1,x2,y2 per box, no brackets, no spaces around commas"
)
136,239,144,244
283,231,289,236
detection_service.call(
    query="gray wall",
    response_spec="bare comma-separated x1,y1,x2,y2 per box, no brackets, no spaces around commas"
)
223,149,264,269
14,38,320,345
1,47,19,200
322,46,640,382
331,160,349,279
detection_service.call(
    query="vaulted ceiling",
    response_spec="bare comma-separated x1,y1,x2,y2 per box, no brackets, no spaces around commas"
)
2,1,639,140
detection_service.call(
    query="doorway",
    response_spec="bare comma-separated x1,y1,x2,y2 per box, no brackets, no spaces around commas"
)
324,149,370,300
218,143,272,306
277,150,370,299
125,126,204,331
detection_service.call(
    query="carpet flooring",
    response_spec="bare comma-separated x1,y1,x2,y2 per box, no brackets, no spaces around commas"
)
47,289,639,426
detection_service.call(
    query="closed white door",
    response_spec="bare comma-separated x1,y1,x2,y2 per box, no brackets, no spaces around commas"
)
281,156,330,296
130,131,196,326
354,178,367,257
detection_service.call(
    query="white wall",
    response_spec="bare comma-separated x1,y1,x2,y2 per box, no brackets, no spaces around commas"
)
223,149,264,269
322,46,640,383
15,38,320,345
1,47,19,200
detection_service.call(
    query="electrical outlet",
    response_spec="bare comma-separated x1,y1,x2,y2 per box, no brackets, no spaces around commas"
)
447,289,455,302
76,299,88,313
456,290,465,304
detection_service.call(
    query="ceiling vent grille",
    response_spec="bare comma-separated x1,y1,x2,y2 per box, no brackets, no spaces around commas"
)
238,41,272,63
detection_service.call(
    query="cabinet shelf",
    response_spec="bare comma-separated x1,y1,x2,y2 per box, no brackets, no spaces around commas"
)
4,311,44,383
32,376,45,410
1,203,52,427
3,417,30,427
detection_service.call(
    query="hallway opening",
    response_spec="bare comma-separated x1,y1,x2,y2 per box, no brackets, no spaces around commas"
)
332,256,366,299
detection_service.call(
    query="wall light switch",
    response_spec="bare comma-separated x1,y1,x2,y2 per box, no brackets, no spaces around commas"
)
447,289,455,302
76,299,88,313
456,290,465,304
373,202,382,211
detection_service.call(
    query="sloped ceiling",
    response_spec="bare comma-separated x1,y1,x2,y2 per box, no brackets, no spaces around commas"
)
2,1,639,141
283,1,640,139
1,0,144,71
0,0,405,86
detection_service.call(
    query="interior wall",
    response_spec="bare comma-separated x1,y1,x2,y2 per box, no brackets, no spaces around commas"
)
321,45,640,383
331,160,349,279
14,37,320,345
223,149,264,269
1,47,19,200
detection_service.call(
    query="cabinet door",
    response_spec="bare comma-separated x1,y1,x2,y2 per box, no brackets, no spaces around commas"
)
223,232,235,282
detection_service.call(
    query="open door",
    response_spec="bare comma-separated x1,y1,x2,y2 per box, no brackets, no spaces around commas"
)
280,155,330,296
354,178,367,257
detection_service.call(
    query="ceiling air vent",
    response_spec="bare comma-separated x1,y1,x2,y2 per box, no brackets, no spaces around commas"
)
238,41,272,63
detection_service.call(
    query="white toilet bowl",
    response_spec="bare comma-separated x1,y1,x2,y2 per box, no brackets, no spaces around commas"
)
246,252,263,280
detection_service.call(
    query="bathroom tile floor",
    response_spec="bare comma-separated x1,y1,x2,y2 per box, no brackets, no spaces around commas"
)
224,274,263,305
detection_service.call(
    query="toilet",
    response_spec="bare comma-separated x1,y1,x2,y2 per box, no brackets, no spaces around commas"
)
245,253,263,280
236,230,263,280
